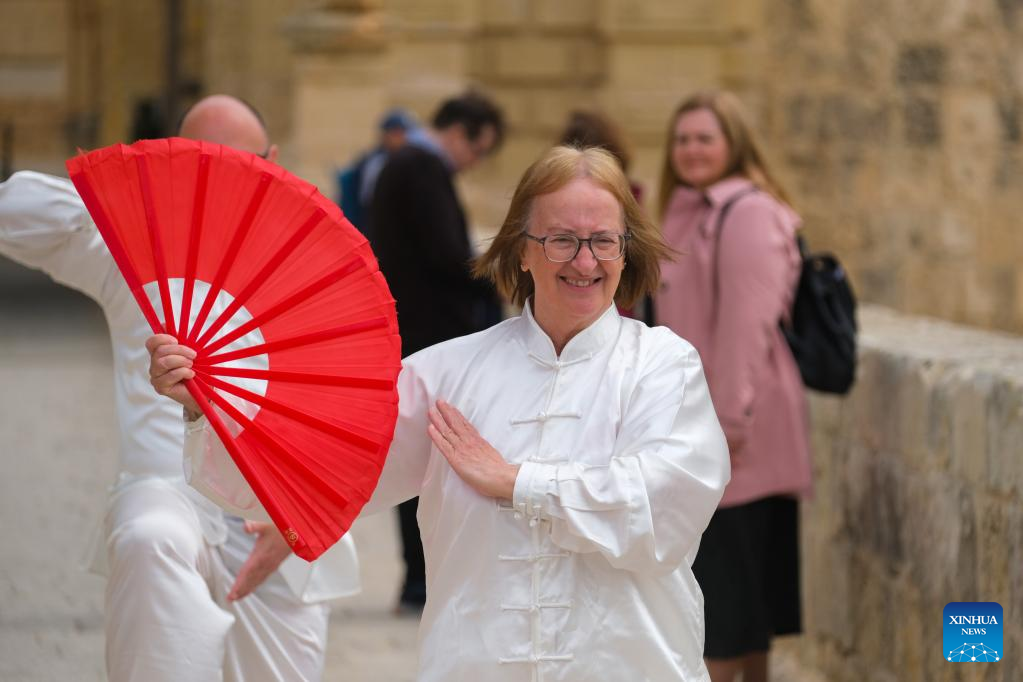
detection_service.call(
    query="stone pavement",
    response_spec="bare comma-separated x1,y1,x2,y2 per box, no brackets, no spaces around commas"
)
0,297,821,681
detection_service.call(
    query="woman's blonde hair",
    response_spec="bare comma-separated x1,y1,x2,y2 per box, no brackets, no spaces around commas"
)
657,90,791,219
475,145,671,308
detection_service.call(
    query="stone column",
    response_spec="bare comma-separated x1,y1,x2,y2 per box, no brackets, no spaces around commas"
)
281,0,392,192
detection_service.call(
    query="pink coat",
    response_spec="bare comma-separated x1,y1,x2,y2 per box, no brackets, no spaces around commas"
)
655,176,812,507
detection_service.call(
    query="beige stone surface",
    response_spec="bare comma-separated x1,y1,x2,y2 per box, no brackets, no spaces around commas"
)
791,304,1023,682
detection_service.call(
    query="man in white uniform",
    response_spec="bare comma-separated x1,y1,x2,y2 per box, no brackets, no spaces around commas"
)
0,95,357,681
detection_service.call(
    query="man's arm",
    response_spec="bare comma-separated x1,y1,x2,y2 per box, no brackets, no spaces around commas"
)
0,171,117,304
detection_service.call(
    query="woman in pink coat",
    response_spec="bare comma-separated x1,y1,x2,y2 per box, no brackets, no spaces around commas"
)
655,90,812,682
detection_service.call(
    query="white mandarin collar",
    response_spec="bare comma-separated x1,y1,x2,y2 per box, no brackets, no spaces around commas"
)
519,300,621,365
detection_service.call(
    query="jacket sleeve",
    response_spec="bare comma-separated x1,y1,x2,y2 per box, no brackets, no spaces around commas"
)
181,359,432,519
710,199,797,449
182,413,272,521
0,170,118,304
360,358,432,514
512,337,730,575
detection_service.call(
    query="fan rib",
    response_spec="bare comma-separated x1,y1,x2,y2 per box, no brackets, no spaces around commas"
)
201,385,347,554
203,317,389,365
69,169,165,335
200,255,366,357
195,366,395,391
194,208,326,349
135,154,177,335
186,171,273,346
196,385,329,559
199,373,383,454
179,153,211,340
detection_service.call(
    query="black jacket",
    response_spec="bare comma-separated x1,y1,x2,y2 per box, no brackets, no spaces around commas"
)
370,145,499,356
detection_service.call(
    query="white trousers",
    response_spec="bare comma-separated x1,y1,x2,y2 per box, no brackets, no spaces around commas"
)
102,479,330,681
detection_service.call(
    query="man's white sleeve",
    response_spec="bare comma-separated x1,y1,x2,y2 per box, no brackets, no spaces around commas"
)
0,170,116,303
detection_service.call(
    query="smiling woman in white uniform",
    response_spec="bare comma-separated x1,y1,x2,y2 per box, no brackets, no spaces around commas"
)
148,146,731,681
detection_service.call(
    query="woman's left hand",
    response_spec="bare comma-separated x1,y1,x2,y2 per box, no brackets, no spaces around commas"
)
428,400,520,501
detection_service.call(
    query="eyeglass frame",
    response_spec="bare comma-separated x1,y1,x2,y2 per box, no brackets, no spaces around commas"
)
523,232,631,262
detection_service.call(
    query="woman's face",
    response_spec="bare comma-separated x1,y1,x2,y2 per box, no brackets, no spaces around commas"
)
523,177,625,338
671,108,731,190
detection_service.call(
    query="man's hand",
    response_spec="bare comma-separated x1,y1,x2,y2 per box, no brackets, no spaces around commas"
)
428,400,519,501
227,521,292,601
146,334,201,415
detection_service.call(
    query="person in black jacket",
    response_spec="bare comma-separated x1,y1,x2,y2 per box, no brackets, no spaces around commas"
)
370,91,505,613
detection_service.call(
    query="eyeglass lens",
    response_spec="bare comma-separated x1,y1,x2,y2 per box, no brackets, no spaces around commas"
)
544,234,624,262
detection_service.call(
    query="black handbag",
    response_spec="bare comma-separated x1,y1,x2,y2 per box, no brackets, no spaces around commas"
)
713,190,857,394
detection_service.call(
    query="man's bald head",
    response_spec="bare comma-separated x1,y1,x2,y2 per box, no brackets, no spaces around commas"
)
177,95,277,162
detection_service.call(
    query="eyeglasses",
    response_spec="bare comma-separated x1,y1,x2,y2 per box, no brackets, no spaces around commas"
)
524,232,630,262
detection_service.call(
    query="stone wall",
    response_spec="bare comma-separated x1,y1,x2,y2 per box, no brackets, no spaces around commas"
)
749,0,1023,335
793,305,1023,681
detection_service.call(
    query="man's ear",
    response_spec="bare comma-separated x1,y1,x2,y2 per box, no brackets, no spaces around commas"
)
266,144,280,164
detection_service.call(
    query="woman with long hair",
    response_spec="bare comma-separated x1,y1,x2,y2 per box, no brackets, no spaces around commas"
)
655,90,812,682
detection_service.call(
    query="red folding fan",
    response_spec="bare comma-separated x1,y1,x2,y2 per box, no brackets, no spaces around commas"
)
66,138,401,561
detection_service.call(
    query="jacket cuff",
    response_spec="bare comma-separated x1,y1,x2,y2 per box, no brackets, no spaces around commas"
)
184,410,208,433
512,461,558,519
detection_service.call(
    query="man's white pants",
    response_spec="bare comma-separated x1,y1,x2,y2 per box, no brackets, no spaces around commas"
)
102,480,329,681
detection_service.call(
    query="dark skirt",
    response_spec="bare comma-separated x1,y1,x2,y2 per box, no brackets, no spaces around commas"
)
692,495,802,659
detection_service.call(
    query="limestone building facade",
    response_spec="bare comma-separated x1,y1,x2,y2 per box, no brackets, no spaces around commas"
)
1,3,1021,680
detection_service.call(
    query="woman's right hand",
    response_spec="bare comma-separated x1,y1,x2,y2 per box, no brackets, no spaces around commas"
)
146,333,202,417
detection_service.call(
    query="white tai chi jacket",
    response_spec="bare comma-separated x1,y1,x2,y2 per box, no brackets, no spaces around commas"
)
0,170,358,602
185,301,731,681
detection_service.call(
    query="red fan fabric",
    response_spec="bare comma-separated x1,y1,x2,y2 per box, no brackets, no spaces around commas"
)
66,138,401,561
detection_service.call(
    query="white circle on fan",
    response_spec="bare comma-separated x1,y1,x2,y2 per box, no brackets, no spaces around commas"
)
144,279,268,436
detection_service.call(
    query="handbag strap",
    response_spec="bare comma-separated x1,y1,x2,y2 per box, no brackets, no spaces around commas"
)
710,187,760,321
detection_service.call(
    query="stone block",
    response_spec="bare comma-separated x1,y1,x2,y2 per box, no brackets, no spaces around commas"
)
986,378,1023,495
850,352,902,454
805,531,854,651
897,472,965,600
478,0,529,28
849,554,895,669
897,358,945,473
387,0,473,28
943,92,1000,199
896,44,947,85
483,37,602,84
893,584,925,682
903,94,943,146
0,0,66,58
974,494,1014,605
598,0,718,33
997,95,1022,144
534,0,597,30
948,369,991,487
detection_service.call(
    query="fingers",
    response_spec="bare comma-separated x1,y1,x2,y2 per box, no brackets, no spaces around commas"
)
228,561,258,601
433,400,481,444
428,405,453,439
229,528,292,601
145,333,179,354
149,350,195,378
151,366,196,394
427,423,449,457
147,334,197,401
437,400,474,433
